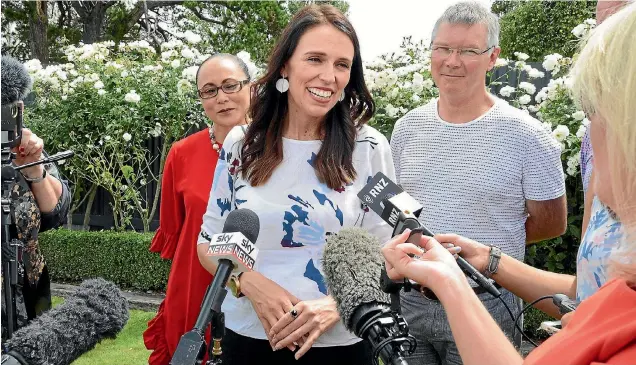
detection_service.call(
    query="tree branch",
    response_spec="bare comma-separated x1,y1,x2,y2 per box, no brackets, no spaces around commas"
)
189,7,232,27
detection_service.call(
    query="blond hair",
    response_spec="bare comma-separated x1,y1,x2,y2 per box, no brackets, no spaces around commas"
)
570,2,636,283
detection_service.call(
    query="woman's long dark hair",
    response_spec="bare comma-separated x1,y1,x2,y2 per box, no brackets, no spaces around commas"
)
240,4,375,190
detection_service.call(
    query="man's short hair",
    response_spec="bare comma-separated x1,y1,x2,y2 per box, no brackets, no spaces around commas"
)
431,1,500,49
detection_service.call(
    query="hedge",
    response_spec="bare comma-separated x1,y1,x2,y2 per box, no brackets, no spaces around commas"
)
39,228,170,292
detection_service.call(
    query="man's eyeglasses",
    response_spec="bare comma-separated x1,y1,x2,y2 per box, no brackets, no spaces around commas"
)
431,45,494,60
197,79,250,99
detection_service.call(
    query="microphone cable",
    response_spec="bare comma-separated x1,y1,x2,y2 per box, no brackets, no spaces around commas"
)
498,294,556,348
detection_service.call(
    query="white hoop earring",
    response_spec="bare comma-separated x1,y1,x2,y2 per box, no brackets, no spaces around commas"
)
275,77,289,93
338,92,345,102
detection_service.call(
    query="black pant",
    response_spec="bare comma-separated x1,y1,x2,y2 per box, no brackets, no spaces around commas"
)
220,328,373,365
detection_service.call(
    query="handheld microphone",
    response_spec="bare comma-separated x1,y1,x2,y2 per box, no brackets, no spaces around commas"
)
552,294,579,315
171,208,260,365
358,172,501,298
2,278,129,365
323,227,415,365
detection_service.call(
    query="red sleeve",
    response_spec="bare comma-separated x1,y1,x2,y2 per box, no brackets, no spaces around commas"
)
149,145,185,260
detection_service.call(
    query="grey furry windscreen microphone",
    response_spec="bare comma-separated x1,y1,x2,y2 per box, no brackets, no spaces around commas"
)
323,227,415,365
1,56,32,106
4,278,129,365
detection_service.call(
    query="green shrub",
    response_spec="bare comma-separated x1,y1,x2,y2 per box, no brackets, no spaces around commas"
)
496,1,596,60
523,307,553,340
39,228,170,291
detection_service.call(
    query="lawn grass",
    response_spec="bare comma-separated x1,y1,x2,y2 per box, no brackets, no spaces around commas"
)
52,297,155,364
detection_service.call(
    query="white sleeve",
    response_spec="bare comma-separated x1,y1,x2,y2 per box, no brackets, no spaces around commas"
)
390,117,407,182
362,132,396,245
197,129,243,245
522,123,566,201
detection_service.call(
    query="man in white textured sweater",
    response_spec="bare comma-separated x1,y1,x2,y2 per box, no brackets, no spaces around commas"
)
390,2,567,365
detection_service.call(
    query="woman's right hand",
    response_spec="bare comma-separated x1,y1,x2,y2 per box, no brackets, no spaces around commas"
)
434,233,491,273
240,272,301,350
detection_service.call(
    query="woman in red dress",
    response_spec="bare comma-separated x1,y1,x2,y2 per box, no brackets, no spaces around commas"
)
143,53,252,364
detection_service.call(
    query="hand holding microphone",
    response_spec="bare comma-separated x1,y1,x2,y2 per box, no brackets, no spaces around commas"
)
382,230,466,294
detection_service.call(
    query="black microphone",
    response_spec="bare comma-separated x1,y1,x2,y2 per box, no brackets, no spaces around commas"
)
2,278,129,365
358,172,501,298
323,227,415,365
1,56,32,106
552,294,580,315
171,208,260,365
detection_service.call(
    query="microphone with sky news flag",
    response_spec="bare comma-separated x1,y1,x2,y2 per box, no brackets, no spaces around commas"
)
171,208,260,365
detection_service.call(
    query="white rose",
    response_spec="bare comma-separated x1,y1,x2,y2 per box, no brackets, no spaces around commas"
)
518,82,536,95
571,24,587,38
183,30,202,44
582,118,591,127
514,52,529,61
552,125,570,142
499,85,516,98
236,51,251,63
61,95,68,101
494,58,509,68
518,94,532,105
412,73,424,85
528,68,545,79
122,133,132,142
422,79,434,90
571,110,586,121
104,135,111,141
161,50,175,60
121,70,129,78
385,104,399,118
389,88,399,98
181,48,195,59
576,125,587,139
566,165,578,177
176,79,192,94
411,94,421,103
528,105,540,113
535,89,548,104
543,53,563,72
93,81,104,89
412,82,424,94
24,59,42,73
171,59,181,68
124,90,141,103
97,89,106,96
182,66,198,82
386,71,398,87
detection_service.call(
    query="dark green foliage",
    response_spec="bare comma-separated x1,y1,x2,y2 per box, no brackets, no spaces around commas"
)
494,0,596,59
39,229,170,292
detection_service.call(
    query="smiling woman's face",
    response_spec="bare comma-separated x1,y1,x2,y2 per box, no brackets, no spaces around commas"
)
430,22,499,96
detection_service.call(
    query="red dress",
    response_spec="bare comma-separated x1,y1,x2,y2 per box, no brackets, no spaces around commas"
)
143,129,220,365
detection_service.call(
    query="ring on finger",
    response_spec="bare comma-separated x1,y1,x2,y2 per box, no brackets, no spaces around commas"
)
290,307,298,319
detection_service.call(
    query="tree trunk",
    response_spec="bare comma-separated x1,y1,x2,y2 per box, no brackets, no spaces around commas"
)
148,137,171,232
27,1,49,64
82,3,109,44
82,185,98,230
